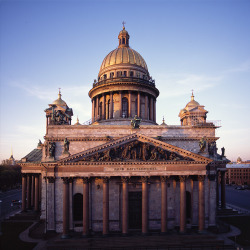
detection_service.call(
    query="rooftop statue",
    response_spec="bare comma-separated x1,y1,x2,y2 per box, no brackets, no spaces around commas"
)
199,137,206,152
131,115,141,129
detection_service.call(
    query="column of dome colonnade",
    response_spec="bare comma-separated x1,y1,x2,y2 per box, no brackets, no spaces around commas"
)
21,173,41,212
59,175,210,237
88,26,159,125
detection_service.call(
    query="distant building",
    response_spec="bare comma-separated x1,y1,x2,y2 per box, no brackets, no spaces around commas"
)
226,159,250,185
1,151,16,165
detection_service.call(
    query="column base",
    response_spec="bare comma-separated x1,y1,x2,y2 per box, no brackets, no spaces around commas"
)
160,231,168,235
198,230,207,234
141,232,149,236
102,233,109,237
61,234,71,239
81,234,90,238
179,230,186,234
122,233,129,237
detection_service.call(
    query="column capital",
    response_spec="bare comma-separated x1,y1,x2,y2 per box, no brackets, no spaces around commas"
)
198,175,205,182
208,174,216,181
160,176,169,182
47,176,55,183
141,176,149,183
82,177,90,184
121,176,130,183
102,176,110,183
179,175,187,182
61,177,71,184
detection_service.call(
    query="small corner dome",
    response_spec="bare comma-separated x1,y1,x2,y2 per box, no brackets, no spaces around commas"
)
184,93,200,110
53,91,67,106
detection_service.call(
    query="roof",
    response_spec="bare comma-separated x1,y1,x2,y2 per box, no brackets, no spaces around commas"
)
22,148,42,163
226,163,250,169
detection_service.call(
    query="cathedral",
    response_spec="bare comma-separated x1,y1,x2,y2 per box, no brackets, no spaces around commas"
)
20,25,228,238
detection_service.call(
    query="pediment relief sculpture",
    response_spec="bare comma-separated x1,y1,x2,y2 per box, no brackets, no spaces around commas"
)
77,141,194,163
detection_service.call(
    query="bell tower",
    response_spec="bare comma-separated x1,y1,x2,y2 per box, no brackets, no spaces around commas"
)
179,92,208,126
45,90,73,131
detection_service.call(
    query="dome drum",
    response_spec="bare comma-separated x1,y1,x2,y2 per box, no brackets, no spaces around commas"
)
90,90,157,125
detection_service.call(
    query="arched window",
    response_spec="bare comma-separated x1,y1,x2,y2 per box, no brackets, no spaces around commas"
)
73,193,83,221
130,71,134,77
122,97,128,118
122,38,125,44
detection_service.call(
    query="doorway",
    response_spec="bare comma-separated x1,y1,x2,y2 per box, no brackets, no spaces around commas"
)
129,191,142,229
73,193,83,221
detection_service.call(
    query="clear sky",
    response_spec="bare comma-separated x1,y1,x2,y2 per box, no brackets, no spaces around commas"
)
0,0,250,163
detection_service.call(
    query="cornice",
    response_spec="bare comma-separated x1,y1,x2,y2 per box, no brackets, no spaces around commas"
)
43,136,219,142
61,160,208,166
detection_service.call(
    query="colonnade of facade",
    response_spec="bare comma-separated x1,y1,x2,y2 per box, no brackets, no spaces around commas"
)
21,173,41,212
91,91,156,123
60,175,211,238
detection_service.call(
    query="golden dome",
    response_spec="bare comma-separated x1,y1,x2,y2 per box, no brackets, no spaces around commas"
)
53,90,67,106
99,47,148,72
98,26,148,76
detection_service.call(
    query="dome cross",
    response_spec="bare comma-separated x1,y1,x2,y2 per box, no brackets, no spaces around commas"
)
122,21,126,29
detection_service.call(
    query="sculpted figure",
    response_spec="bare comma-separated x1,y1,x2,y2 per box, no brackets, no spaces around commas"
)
199,137,206,152
64,138,70,152
49,142,56,157
45,142,48,157
131,115,142,129
121,144,129,159
169,152,177,160
158,148,166,160
99,149,111,161
131,142,139,160
221,147,225,157
141,143,148,161
208,141,216,156
150,147,158,160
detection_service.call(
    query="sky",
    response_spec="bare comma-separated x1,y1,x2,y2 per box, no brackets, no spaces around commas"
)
0,0,250,163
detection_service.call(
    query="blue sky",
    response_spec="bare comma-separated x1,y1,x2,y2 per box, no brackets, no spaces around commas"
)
0,0,250,162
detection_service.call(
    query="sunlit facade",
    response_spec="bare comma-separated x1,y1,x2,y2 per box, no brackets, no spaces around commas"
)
20,26,229,237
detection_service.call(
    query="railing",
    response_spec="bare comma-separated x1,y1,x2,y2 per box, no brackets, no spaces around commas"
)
206,120,221,127
92,76,156,88
82,118,93,125
188,120,221,127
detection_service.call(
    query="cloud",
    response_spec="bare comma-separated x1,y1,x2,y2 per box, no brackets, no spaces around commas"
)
156,72,223,98
9,80,90,101
225,60,250,74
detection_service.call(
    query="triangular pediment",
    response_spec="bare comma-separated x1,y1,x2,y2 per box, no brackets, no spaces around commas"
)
59,133,212,164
